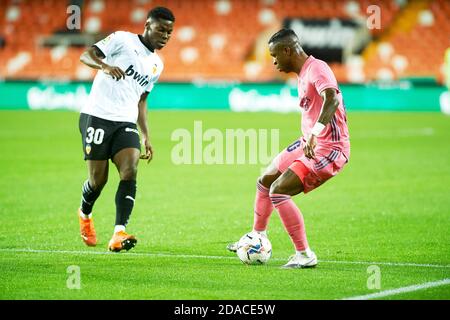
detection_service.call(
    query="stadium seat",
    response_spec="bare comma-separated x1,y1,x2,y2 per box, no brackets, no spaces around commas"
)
0,0,448,83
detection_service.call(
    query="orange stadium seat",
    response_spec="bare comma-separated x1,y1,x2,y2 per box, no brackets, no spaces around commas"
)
363,0,450,81
0,0,447,82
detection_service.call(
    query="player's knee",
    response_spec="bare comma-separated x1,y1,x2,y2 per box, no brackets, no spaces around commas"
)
259,174,277,189
258,176,270,189
269,178,288,195
269,179,281,195
90,176,108,191
120,164,138,180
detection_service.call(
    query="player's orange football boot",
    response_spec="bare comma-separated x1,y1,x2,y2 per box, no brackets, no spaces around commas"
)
78,209,97,247
108,231,137,252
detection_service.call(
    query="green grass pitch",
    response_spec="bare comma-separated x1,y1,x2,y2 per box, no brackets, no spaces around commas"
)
0,110,449,300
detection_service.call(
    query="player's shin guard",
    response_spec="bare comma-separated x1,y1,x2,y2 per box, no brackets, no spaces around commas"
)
115,180,137,226
253,181,274,232
269,193,309,251
81,180,101,215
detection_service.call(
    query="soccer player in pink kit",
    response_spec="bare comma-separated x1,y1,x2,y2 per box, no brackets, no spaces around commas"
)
228,29,350,268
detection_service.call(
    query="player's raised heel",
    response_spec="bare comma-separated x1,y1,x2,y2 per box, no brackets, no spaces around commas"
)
108,231,137,252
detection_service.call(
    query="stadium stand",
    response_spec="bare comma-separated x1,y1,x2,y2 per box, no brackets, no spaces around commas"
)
0,0,448,83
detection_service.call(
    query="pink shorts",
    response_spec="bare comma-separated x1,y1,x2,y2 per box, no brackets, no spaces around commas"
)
273,138,349,193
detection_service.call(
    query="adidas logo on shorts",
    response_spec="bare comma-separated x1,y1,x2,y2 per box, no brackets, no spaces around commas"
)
125,128,139,135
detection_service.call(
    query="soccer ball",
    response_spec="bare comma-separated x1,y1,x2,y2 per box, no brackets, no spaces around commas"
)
236,232,272,265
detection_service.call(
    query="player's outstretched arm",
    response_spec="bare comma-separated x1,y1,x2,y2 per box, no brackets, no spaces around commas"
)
79,46,125,81
304,88,340,159
137,92,153,163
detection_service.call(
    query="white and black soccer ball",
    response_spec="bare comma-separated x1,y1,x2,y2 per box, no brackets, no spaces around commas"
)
236,232,272,265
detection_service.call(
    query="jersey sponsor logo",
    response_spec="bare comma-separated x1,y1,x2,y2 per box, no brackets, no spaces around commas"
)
124,65,150,88
125,127,139,135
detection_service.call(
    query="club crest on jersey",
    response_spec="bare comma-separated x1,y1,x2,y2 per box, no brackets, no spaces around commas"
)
85,144,91,155
124,65,149,87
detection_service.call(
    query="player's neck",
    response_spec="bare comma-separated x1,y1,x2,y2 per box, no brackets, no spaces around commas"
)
138,34,155,52
296,52,310,75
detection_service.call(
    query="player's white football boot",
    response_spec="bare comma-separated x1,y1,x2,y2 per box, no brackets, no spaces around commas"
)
282,251,318,269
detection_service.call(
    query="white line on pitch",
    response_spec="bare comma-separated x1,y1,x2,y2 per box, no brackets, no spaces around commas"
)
316,259,450,269
342,278,450,300
1,248,449,269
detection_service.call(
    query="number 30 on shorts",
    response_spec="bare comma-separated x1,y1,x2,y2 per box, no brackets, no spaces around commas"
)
85,127,105,145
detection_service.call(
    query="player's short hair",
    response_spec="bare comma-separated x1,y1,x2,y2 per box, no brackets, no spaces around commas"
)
268,29,298,44
147,6,175,22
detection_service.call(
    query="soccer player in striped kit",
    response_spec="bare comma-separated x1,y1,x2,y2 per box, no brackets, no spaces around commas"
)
228,29,350,268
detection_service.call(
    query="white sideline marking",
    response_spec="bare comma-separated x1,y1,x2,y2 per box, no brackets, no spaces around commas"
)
315,259,450,269
0,248,449,269
342,278,450,300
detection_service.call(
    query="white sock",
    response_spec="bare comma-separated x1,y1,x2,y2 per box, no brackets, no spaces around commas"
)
296,248,313,257
79,209,92,220
114,225,126,233
253,229,267,237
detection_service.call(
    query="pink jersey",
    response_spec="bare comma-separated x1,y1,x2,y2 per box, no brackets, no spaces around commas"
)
298,56,350,157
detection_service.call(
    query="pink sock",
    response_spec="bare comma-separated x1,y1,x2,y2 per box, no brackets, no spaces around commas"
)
252,181,274,232
270,193,309,251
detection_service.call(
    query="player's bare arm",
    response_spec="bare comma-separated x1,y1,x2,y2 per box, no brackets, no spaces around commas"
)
80,46,125,81
137,91,153,163
304,88,340,159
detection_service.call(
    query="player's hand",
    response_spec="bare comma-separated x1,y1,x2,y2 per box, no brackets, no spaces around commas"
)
102,64,125,81
140,137,154,163
304,134,317,159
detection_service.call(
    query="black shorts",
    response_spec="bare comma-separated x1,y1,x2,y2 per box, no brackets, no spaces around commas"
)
79,113,141,160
